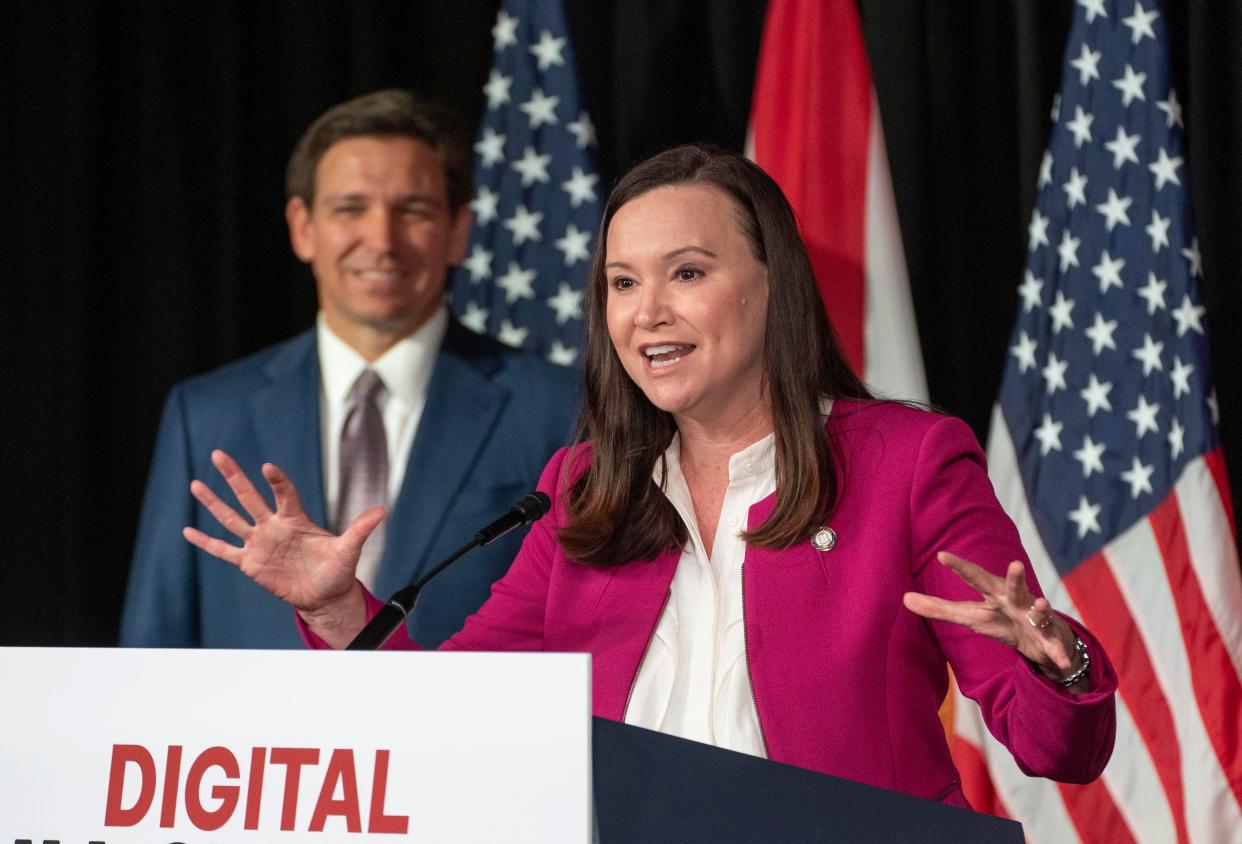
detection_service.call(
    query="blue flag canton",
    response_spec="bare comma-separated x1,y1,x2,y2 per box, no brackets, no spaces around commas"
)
999,0,1218,572
449,0,603,367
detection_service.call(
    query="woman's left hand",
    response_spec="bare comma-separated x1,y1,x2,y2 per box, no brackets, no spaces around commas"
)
903,551,1088,691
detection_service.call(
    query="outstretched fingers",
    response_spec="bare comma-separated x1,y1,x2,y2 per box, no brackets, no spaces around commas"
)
262,462,305,518
189,479,254,541
183,526,244,566
902,591,991,628
211,449,273,523
340,506,387,553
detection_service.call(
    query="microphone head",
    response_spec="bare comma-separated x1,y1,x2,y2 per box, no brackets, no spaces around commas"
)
515,491,552,523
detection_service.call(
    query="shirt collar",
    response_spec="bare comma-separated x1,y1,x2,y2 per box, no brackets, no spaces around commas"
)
316,307,448,409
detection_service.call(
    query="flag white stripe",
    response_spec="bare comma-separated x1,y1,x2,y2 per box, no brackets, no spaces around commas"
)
1174,458,1242,677
1101,519,1242,843
986,411,1177,842
862,89,927,404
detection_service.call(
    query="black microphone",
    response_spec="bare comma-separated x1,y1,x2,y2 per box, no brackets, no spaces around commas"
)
346,491,552,651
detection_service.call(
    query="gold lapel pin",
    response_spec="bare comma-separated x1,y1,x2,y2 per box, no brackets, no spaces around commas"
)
811,526,836,551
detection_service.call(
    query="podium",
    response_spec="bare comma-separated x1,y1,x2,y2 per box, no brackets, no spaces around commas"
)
2,647,1021,842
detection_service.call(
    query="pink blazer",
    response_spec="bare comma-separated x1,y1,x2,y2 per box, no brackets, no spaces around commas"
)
314,400,1117,808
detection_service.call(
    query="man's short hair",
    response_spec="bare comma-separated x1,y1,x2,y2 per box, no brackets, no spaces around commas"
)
285,89,473,211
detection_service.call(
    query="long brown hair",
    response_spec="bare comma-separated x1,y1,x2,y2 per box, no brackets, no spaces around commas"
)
558,144,872,565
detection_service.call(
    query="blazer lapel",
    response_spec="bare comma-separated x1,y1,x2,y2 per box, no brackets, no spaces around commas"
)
375,324,507,595
251,330,327,527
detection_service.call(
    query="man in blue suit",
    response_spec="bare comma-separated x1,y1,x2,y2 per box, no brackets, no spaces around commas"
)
121,90,577,648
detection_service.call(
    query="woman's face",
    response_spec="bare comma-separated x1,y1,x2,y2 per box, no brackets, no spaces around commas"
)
604,183,770,424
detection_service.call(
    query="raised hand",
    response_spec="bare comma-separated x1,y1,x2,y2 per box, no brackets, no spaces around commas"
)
903,552,1087,690
183,449,386,617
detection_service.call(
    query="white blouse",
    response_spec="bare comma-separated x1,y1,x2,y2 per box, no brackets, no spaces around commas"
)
623,431,776,758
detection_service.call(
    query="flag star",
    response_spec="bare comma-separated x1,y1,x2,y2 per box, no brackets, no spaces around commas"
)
1127,394,1161,438
1034,413,1064,456
1028,209,1051,251
1171,294,1206,337
1010,330,1038,373
1018,271,1044,311
1066,106,1094,148
1169,356,1195,399
512,146,552,186
519,88,560,128
483,70,513,109
1068,496,1103,538
554,223,592,266
1080,372,1114,416
1094,188,1132,231
503,204,544,245
1070,43,1102,86
1208,389,1220,426
546,282,584,325
1057,229,1081,272
1148,147,1183,191
1122,1,1160,45
1062,167,1088,209
1112,63,1148,107
460,300,489,334
1120,456,1155,498
1073,435,1107,478
547,340,579,366
474,128,507,167
1181,237,1202,277
1085,312,1119,355
1137,272,1167,314
567,112,597,148
491,9,519,50
470,186,500,224
1038,150,1054,188
1042,352,1069,395
497,319,530,348
462,244,493,283
495,261,537,304
1104,126,1141,169
1049,291,1076,333
1157,89,1184,128
528,29,567,71
1168,417,1186,459
1092,251,1126,293
1077,0,1107,23
1131,332,1165,376
1145,209,1171,253
561,166,599,208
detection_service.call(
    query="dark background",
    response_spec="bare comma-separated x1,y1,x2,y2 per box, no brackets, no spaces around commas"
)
2,1,1238,646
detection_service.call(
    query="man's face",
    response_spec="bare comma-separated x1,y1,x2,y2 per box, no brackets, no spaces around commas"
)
286,135,470,352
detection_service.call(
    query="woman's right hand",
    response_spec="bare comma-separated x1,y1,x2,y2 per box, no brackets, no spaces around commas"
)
182,449,386,638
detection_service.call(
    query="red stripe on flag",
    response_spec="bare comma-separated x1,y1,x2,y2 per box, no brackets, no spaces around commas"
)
1057,779,1138,844
1203,446,1236,538
949,733,1010,819
1063,552,1190,844
1149,493,1242,809
748,0,869,374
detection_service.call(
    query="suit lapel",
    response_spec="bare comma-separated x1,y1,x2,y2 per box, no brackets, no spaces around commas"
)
251,330,327,527
376,323,507,595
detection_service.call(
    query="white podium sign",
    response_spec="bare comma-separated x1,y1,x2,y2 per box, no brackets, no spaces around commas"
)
0,647,591,843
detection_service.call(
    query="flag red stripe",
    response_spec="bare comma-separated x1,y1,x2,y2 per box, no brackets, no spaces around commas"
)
1148,493,1242,809
748,0,868,374
1057,779,1138,844
1203,446,1236,538
1063,552,1190,844
949,733,1010,820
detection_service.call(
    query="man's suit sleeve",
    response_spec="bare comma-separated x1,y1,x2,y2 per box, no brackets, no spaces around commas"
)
120,385,200,646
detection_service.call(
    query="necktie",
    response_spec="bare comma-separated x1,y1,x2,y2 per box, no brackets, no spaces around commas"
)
338,368,388,590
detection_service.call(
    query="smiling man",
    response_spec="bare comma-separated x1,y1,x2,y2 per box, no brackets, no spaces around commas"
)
121,90,577,649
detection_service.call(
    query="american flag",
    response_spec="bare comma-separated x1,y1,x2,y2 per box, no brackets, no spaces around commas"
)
951,1,1242,841
450,0,601,367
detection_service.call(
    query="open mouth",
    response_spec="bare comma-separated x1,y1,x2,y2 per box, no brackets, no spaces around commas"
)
353,269,403,282
643,343,695,369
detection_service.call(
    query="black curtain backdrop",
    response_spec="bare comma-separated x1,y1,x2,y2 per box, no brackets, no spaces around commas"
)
2,1,1238,646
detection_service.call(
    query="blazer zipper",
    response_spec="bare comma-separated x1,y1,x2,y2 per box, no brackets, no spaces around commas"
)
621,588,671,724
741,562,771,758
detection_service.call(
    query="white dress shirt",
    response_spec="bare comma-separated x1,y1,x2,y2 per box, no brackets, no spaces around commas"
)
624,431,777,758
317,308,447,532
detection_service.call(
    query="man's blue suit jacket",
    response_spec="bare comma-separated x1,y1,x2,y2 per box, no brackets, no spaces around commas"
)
120,319,578,648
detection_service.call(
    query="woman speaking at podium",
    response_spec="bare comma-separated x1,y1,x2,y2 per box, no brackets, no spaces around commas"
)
185,145,1116,808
